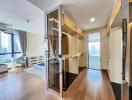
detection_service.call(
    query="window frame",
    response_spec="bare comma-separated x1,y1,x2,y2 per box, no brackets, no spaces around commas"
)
0,32,21,57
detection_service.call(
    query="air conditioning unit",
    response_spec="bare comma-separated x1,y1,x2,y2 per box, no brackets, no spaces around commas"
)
0,64,8,73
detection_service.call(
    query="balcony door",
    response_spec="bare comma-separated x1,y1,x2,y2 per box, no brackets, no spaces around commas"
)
88,32,101,70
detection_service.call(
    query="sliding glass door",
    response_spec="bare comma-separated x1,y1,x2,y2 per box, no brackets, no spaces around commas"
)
88,32,101,70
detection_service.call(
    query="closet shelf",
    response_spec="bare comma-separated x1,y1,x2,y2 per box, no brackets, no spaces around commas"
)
52,28,71,36
62,53,83,60
49,18,59,24
49,17,84,39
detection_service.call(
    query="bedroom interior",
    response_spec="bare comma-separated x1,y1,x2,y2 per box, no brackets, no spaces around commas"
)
0,22,45,80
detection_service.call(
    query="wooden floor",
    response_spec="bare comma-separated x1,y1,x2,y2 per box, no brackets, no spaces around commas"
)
0,68,115,100
64,69,115,100
121,83,129,100
0,68,60,100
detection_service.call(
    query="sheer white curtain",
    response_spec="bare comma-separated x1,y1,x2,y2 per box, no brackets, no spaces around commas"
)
18,30,27,56
14,30,22,55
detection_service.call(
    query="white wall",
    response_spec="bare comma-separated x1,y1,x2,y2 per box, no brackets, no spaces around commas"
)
109,27,122,84
26,32,44,57
79,38,87,67
67,35,85,74
68,35,78,74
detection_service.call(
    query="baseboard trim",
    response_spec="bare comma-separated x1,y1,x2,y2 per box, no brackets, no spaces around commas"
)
63,72,78,91
0,71,8,74
79,66,86,73
129,86,132,100
111,82,121,100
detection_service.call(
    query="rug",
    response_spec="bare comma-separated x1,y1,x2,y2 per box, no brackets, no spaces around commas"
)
24,64,47,81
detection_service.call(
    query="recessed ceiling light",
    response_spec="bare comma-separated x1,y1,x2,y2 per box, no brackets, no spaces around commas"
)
90,18,95,22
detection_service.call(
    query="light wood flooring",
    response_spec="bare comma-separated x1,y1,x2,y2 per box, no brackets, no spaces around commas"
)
0,68,115,100
64,69,115,100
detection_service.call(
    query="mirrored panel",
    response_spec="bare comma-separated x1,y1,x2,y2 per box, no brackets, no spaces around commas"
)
47,9,61,93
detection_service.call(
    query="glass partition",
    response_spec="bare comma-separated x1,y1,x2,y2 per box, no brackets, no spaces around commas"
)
46,7,62,95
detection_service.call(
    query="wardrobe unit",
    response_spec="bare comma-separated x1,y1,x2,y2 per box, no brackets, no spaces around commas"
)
45,6,84,96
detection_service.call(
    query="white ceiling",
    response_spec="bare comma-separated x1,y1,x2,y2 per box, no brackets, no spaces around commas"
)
0,0,115,35
29,0,115,30
0,0,45,35
61,0,115,30
28,0,60,11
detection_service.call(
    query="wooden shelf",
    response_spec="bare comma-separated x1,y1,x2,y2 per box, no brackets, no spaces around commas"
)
52,27,70,36
70,53,83,58
49,18,59,24
62,53,83,60
49,17,84,39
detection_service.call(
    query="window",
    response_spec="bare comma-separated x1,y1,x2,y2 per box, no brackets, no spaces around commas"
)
0,31,22,64
88,32,100,70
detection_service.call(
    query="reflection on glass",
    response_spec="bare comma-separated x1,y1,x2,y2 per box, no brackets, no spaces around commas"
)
47,9,60,93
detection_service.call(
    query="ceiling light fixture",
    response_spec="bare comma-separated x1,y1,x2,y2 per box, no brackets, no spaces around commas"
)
90,18,95,22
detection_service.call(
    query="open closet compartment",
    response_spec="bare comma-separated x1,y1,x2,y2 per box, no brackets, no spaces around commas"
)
46,6,85,96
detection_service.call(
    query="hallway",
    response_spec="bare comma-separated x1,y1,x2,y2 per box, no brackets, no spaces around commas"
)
64,69,115,100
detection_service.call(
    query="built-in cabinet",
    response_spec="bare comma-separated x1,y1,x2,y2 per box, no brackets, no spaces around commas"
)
46,6,84,96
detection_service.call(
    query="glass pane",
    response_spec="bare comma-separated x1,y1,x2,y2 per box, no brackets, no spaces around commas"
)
0,32,12,53
0,54,12,64
0,31,12,64
4,54,12,63
2,33,12,53
14,32,21,52
0,32,5,53
0,55,5,64
47,9,60,93
88,33,100,70
13,53,22,61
